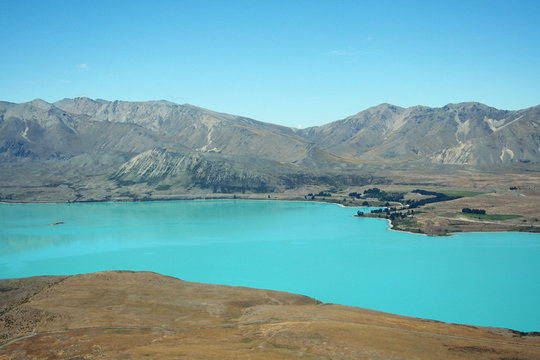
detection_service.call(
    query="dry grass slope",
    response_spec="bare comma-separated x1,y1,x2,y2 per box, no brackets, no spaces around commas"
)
1,271,539,359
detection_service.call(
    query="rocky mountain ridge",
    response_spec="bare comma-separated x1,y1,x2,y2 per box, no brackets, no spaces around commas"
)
301,102,539,165
0,97,538,200
54,97,317,164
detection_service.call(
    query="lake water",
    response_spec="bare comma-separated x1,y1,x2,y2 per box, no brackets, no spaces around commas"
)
1,200,539,331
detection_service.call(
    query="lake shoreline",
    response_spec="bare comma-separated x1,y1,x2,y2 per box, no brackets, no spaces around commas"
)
1,200,539,332
4,194,538,237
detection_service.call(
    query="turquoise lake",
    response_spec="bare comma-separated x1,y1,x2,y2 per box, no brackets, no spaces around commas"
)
1,200,539,331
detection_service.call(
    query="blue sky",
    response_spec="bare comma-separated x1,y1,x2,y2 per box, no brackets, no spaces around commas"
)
1,0,539,127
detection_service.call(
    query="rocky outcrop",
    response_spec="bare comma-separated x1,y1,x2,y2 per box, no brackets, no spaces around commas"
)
112,148,276,193
429,105,540,165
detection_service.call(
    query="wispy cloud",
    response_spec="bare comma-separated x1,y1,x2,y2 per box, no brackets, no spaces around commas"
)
77,63,89,72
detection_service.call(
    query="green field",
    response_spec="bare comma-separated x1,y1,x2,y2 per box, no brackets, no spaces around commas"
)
461,213,522,220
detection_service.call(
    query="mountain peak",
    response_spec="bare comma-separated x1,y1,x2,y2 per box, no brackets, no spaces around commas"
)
361,103,405,115
371,103,401,110
27,98,52,109
441,102,491,111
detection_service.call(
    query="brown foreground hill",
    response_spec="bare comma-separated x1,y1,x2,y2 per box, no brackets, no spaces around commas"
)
1,271,539,359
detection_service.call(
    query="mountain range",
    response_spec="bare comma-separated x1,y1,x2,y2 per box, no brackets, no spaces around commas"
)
0,98,538,201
